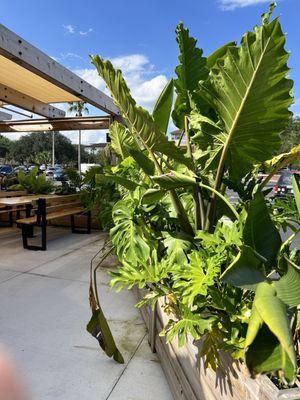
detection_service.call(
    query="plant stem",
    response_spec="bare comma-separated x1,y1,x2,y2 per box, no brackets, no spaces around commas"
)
185,116,205,231
92,244,114,308
146,141,194,236
199,182,239,220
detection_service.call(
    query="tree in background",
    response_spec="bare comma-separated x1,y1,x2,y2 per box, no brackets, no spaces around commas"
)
280,116,300,153
0,134,11,159
8,132,81,165
67,101,89,173
35,150,52,166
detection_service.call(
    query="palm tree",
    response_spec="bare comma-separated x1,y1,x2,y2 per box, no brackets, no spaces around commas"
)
67,101,89,174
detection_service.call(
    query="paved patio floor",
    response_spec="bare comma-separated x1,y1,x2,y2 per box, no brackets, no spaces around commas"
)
0,226,172,400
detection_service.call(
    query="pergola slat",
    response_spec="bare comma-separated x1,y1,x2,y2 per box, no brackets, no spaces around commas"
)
0,83,66,118
0,116,110,132
0,24,120,117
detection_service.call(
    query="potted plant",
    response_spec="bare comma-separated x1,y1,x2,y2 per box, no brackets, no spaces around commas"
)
87,4,300,398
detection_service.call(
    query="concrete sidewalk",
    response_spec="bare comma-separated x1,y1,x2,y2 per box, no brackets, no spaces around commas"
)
0,226,172,400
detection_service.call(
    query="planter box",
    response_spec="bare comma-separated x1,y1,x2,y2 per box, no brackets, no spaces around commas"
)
133,287,300,400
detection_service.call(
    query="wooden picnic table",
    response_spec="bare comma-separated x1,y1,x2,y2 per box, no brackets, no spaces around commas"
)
0,194,57,207
0,195,58,231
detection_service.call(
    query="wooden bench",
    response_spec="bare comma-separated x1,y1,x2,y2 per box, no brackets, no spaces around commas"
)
16,194,91,251
0,190,27,226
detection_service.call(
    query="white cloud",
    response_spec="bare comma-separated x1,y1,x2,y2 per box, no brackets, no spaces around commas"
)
63,24,75,34
219,0,272,10
61,52,83,60
63,130,106,145
79,28,93,36
2,54,168,145
63,24,93,36
74,54,167,111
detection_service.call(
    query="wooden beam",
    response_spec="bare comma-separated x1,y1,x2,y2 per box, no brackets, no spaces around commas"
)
0,24,120,117
0,110,12,120
0,116,110,132
0,83,65,118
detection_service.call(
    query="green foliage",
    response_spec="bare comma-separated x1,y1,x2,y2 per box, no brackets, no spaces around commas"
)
279,117,300,160
81,165,120,231
172,23,208,129
35,151,52,165
0,134,11,158
8,131,79,164
152,79,174,134
109,121,138,160
173,250,220,305
190,13,293,180
13,167,54,194
161,306,216,347
243,189,282,267
292,174,300,218
89,4,299,386
110,199,151,265
91,55,190,167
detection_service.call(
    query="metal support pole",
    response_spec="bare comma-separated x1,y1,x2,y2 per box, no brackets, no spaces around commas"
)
78,129,81,175
52,131,55,167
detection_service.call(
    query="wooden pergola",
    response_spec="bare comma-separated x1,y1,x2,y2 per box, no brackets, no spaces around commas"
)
0,23,119,133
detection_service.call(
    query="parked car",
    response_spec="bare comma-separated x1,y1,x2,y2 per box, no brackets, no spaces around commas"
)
274,173,293,197
14,165,29,174
0,165,17,189
0,165,13,176
45,166,57,177
45,166,66,181
53,169,67,182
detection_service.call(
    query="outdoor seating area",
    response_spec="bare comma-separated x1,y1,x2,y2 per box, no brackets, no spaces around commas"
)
0,193,91,250
0,1,300,399
0,226,172,399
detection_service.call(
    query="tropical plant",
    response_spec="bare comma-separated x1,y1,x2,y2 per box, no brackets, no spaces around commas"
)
87,4,300,387
81,164,121,230
10,167,54,194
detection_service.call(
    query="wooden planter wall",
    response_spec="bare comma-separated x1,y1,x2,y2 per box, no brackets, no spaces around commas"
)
133,287,300,400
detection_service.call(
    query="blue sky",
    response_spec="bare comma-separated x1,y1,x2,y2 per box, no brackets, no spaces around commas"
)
1,0,299,143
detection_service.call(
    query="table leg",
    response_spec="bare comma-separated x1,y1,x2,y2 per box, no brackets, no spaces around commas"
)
25,204,34,237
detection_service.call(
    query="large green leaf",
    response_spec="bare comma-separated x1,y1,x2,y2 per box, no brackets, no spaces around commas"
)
221,245,265,290
153,171,239,220
245,281,296,381
87,308,124,363
245,325,295,382
91,56,190,167
109,121,138,160
97,173,139,191
110,200,150,265
206,41,236,69
172,23,208,129
243,190,281,267
141,188,166,205
152,79,174,134
193,12,293,179
292,173,300,218
264,144,300,170
125,146,155,176
152,171,196,190
274,258,300,308
163,231,193,264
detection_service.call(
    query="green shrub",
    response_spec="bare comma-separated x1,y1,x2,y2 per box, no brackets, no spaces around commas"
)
11,167,54,194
